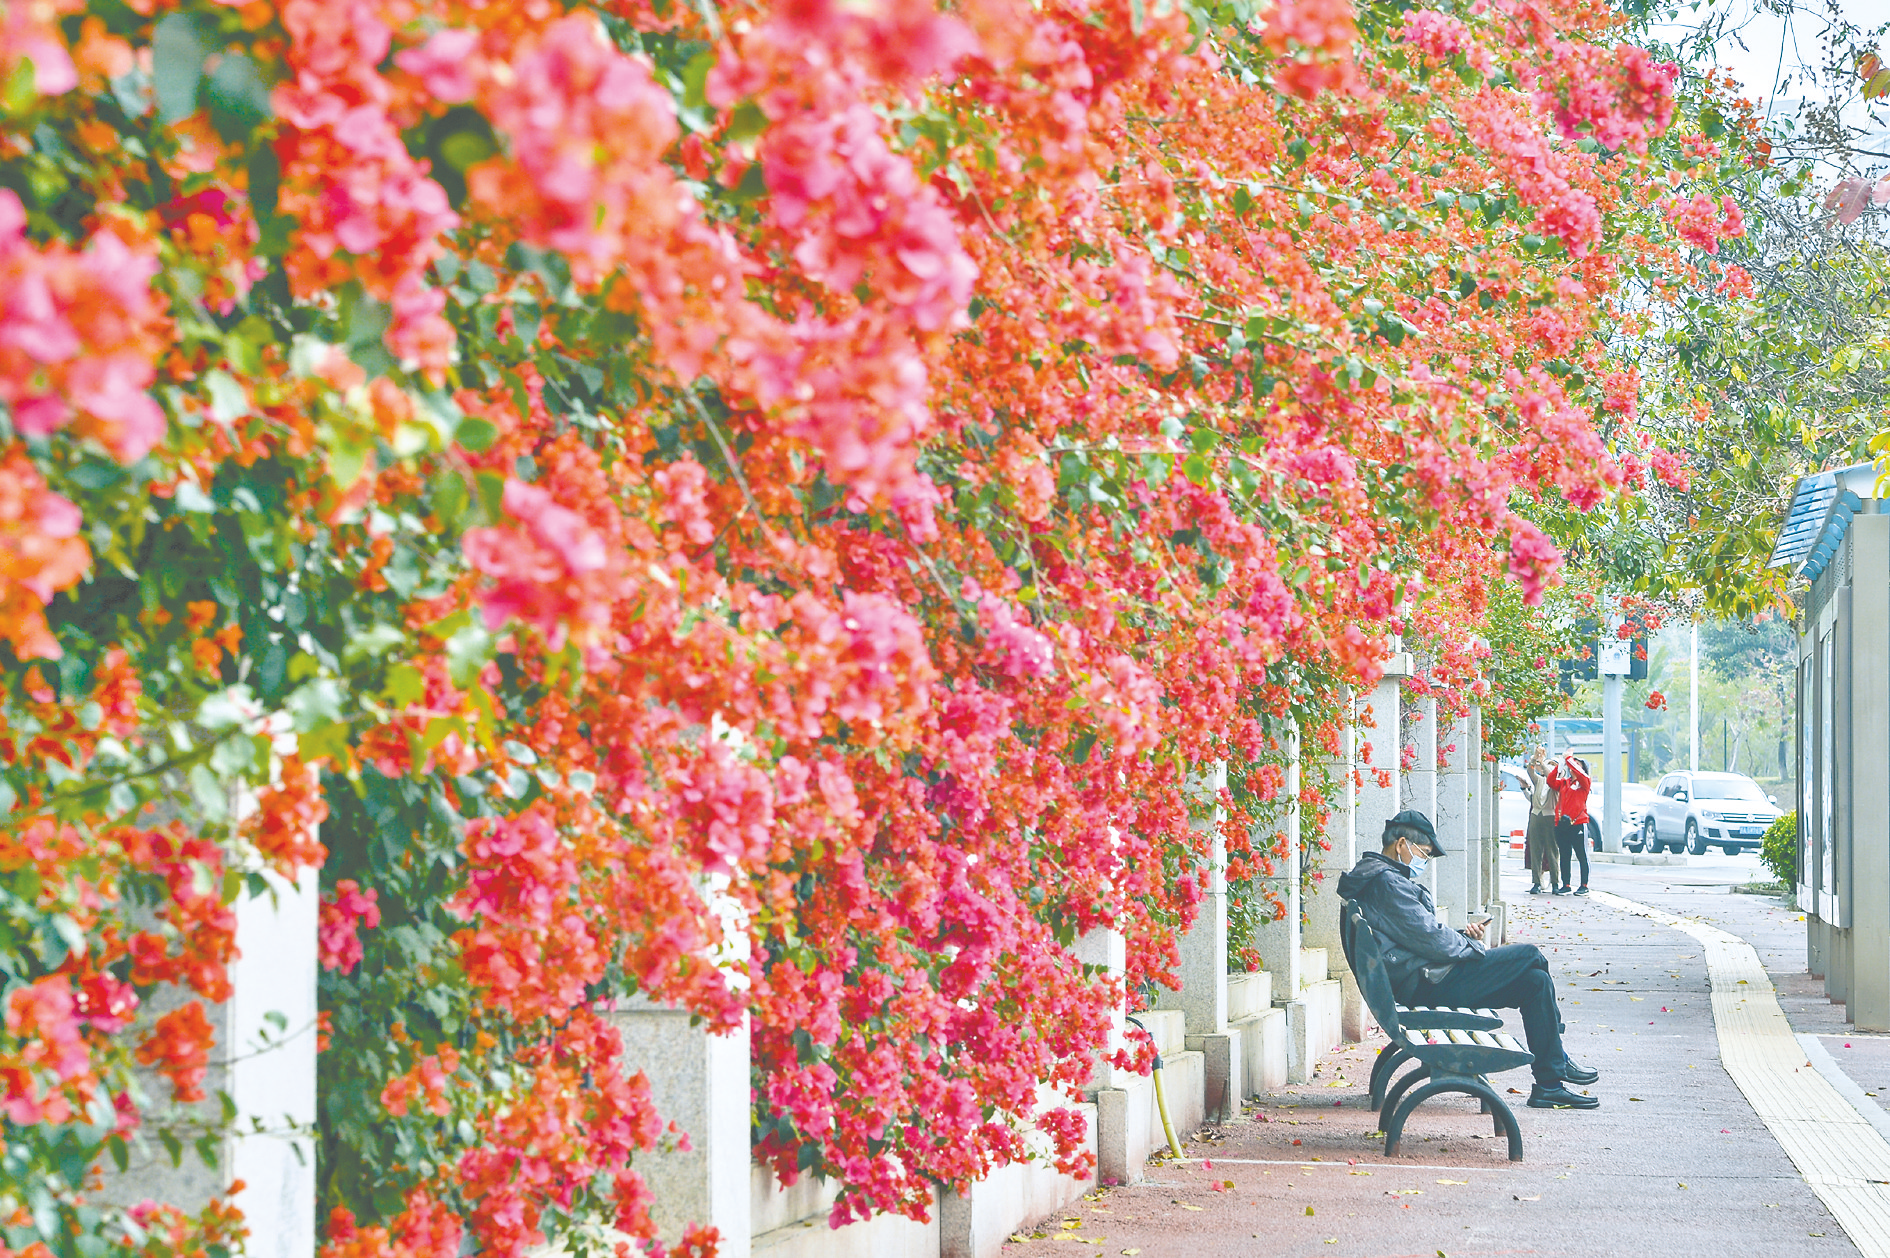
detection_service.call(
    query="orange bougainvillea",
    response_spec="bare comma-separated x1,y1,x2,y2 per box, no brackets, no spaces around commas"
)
0,0,1734,1250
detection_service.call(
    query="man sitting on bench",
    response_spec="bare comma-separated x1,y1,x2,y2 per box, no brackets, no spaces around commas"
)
1336,809,1603,1110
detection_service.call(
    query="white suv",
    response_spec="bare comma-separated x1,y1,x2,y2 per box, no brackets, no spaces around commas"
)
1637,771,1782,856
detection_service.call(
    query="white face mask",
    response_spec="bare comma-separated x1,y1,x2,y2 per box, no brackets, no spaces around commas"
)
1408,853,1429,877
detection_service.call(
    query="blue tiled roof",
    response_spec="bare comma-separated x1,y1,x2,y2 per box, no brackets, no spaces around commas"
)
1766,464,1873,580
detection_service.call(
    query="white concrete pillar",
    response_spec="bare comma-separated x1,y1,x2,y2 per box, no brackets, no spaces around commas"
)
1849,516,1890,1029
229,867,319,1258
1074,924,1156,1185
1257,723,1302,998
1302,697,1360,1042
98,803,320,1257
1357,667,1406,852
608,1004,752,1257
1406,691,1440,912
1435,707,1473,923
1075,925,1130,1090
1468,709,1484,911
1157,763,1229,1037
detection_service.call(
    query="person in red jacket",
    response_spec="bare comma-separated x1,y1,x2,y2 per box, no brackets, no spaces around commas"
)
1546,754,1592,896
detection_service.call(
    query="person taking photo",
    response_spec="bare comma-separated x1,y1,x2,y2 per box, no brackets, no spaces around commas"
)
1546,753,1592,896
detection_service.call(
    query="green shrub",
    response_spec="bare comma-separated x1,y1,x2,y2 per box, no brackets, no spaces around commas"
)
1760,812,1798,886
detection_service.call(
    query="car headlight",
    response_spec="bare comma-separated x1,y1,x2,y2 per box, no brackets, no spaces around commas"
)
1701,810,1720,821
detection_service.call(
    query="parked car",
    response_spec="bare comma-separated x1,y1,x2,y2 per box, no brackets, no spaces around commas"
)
1637,771,1782,856
1614,782,1658,849
1497,764,1530,843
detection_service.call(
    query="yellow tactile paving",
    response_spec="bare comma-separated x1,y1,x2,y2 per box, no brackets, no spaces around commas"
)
1592,889,1890,1255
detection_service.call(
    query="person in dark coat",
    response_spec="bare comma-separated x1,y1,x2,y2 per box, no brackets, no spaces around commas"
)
1337,809,1602,1110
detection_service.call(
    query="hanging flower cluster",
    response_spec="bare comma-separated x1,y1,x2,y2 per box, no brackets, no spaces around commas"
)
0,0,1723,1252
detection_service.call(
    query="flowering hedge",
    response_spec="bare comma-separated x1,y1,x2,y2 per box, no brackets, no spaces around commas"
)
0,0,1730,1252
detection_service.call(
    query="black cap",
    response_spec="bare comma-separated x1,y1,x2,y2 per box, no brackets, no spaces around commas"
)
1385,809,1444,855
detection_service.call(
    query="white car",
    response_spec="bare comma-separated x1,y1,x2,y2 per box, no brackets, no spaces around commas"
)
1637,771,1783,856
1614,782,1658,849
1497,764,1531,845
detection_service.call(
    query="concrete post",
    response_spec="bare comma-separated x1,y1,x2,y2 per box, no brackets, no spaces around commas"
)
1257,724,1302,999
607,874,751,1256
1357,665,1407,854
1259,724,1323,1081
1074,926,1129,1089
1434,707,1473,923
1302,700,1360,1042
99,828,320,1258
1406,691,1440,912
1157,764,1229,1038
1467,707,1484,911
1073,925,1143,1184
608,1004,752,1257
229,867,319,1258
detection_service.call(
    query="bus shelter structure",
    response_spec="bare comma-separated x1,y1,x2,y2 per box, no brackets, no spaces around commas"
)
1767,461,1890,1028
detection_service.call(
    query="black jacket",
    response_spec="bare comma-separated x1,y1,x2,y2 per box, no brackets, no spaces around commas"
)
1336,851,1483,995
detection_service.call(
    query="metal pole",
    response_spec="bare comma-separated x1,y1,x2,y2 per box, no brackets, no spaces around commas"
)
1602,622,1623,854
1603,673,1623,853
1689,622,1700,772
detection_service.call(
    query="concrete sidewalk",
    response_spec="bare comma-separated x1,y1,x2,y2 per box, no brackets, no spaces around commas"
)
1004,856,1855,1257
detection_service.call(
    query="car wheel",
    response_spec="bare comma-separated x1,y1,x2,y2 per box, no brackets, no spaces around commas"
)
1639,817,1657,854
1686,819,1706,856
1722,844,1740,857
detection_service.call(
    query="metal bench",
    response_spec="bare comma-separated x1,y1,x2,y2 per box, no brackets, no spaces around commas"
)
1340,899,1532,1160
1338,901,1507,1110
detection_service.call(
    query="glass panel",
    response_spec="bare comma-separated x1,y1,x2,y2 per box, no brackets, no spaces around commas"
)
1822,631,1837,904
1691,776,1769,801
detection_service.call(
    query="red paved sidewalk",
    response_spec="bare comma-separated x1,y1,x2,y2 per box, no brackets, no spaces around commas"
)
1003,869,1852,1257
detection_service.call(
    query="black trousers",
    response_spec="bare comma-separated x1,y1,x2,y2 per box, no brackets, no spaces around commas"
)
1409,944,1567,1087
1555,816,1590,889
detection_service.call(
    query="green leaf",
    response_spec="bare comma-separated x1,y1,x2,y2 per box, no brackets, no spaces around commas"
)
726,99,769,144
285,678,345,731
432,471,471,527
384,662,426,707
247,144,280,218
205,53,272,141
444,623,491,688
152,15,206,124
475,471,506,521
344,625,405,662
205,370,250,424
457,417,499,453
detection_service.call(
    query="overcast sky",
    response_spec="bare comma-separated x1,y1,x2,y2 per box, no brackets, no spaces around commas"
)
1653,0,1890,171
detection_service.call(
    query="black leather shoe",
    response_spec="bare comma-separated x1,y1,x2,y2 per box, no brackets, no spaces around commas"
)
1559,1059,1600,1085
1527,1084,1600,1109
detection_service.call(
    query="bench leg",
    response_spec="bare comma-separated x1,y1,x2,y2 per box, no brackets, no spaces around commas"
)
1384,1076,1522,1161
1382,1077,1455,1158
1379,1063,1431,1127
1461,1078,1525,1161
1369,1043,1410,1111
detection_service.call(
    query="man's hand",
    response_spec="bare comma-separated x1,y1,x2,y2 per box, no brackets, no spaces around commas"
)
1462,922,1487,941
